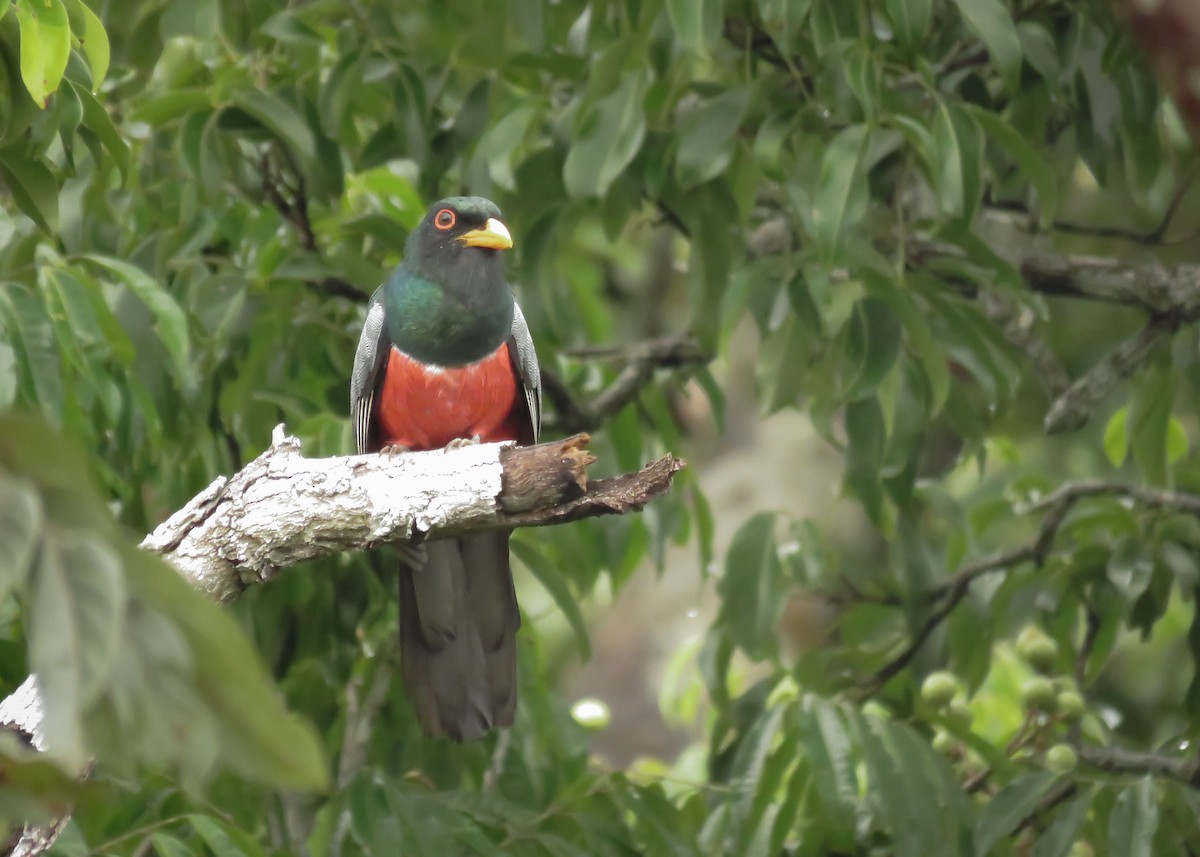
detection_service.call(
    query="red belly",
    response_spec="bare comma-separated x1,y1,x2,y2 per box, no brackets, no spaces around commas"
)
377,344,524,450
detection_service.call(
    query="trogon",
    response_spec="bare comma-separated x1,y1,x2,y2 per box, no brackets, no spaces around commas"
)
350,196,542,742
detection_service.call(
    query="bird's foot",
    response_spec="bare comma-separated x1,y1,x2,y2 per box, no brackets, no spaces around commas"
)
444,435,481,451
380,443,411,456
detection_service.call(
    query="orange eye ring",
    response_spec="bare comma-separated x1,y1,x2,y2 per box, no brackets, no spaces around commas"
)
434,208,456,230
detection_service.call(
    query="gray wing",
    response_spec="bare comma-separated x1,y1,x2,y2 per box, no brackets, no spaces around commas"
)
507,301,542,444
350,288,389,455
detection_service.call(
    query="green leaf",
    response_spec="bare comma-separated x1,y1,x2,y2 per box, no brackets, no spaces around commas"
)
716,513,782,660
885,0,933,48
843,297,902,401
189,814,266,857
974,771,1058,855
511,537,591,658
149,833,199,857
1017,21,1060,83
949,0,1022,90
0,475,41,602
729,705,786,853
844,396,886,525
83,255,194,394
799,700,858,834
666,0,723,54
227,89,316,161
1167,416,1188,464
932,103,983,222
757,313,811,414
675,87,749,189
845,46,880,121
0,339,14,409
564,69,648,198
0,283,63,419
30,529,125,769
965,105,1060,224
70,80,130,180
130,89,212,124
1109,778,1159,857
61,0,108,88
1108,536,1154,602
811,124,870,264
1128,361,1177,486
474,104,539,191
0,144,59,231
124,551,328,790
14,0,71,107
1031,787,1094,857
857,716,928,857
1104,406,1129,468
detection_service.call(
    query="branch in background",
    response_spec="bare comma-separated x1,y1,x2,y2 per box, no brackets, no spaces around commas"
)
1075,743,1200,787
542,336,711,435
1043,315,1181,434
912,236,1200,433
335,638,398,789
870,479,1200,689
977,291,1071,401
1018,253,1200,316
860,545,1036,693
985,164,1198,246
258,150,369,302
1024,478,1200,517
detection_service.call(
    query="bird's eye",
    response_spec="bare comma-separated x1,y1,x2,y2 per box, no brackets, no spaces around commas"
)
434,209,456,230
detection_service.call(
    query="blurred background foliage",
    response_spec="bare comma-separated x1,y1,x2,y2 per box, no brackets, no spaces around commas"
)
2,0,1200,854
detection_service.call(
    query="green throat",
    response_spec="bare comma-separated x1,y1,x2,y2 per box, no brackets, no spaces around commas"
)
383,270,515,367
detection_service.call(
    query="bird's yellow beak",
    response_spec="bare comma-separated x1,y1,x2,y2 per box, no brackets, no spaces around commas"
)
459,217,513,250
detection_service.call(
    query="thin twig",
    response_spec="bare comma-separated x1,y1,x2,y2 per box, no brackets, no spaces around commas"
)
1044,315,1182,434
543,336,711,434
1025,479,1200,516
1075,743,1200,787
1013,781,1079,837
336,640,398,789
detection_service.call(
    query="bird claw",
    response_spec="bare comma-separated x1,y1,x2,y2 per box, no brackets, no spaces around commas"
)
380,443,411,456
444,435,481,452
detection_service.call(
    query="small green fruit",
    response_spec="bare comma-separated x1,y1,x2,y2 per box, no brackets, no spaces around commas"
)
921,671,959,708
1045,743,1078,773
947,699,973,729
1068,842,1094,857
1016,625,1058,672
932,730,956,754
1052,676,1078,694
1020,676,1057,712
1056,690,1085,721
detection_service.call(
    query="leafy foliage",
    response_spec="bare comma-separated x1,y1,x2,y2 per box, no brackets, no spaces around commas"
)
1,0,1200,855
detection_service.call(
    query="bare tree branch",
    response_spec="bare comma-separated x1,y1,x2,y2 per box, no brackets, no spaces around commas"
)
542,336,711,434
1043,315,1181,434
868,478,1200,691
1024,478,1200,517
1076,743,1200,787
1018,254,1200,316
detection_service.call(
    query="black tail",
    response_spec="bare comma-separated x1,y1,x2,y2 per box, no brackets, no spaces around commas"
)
397,531,520,741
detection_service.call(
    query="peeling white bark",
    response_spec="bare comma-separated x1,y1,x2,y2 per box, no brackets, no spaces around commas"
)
0,676,64,857
0,676,44,749
141,426,515,602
